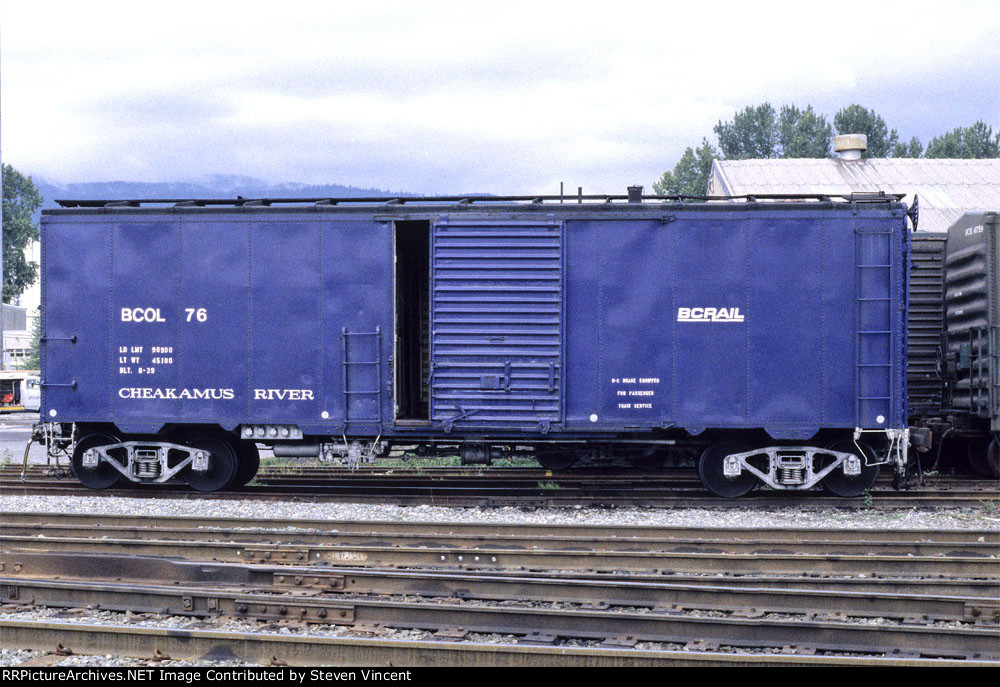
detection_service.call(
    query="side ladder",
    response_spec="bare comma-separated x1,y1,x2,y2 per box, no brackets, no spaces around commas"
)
341,327,383,433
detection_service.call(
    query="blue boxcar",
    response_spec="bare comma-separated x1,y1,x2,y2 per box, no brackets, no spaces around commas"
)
38,193,910,496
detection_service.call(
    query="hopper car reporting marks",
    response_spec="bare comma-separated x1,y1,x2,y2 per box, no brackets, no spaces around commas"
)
32,190,912,497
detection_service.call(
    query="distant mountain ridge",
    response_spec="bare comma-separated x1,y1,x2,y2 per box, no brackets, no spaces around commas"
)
34,175,417,209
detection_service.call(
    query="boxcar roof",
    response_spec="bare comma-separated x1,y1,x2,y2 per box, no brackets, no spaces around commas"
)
45,192,906,215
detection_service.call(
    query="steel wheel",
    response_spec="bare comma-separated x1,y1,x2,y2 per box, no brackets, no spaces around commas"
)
990,437,1000,477
230,440,261,488
968,437,998,477
698,441,757,498
183,434,238,492
72,433,123,490
822,440,879,497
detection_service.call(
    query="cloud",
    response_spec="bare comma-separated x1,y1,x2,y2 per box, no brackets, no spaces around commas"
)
80,89,238,128
3,1,999,192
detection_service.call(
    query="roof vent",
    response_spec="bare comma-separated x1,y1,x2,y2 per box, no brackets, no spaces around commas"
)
834,134,867,161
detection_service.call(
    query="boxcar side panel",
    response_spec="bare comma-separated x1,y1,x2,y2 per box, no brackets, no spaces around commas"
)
249,218,323,423
319,219,393,435
42,219,113,422
111,219,183,422
565,218,674,428
670,216,749,426
177,216,251,423
745,215,826,428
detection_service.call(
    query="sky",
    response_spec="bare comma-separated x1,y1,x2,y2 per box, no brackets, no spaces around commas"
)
2,0,999,195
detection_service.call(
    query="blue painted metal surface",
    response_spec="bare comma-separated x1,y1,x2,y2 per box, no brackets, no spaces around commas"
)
430,216,563,432
42,214,392,434
40,200,908,440
562,208,906,438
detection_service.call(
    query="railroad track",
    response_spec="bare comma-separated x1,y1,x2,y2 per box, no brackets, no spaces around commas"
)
3,466,997,508
2,513,998,665
5,464,992,484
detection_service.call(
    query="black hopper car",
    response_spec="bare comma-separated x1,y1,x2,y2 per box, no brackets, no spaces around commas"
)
908,211,999,476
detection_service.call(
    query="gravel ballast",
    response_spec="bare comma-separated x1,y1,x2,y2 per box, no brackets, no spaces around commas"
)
3,493,997,666
2,494,998,529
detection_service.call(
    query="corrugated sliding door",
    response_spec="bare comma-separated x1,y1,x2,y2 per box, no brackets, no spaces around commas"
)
430,216,563,432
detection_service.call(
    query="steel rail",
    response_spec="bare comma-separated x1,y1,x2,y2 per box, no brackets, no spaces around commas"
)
3,534,997,577
4,551,997,622
4,511,998,544
4,550,999,599
1,480,996,508
2,521,996,558
1,620,985,667
5,464,992,485
7,464,996,486
3,577,997,659
5,472,996,494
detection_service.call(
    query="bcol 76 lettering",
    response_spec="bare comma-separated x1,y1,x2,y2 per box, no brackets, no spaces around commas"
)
121,307,208,323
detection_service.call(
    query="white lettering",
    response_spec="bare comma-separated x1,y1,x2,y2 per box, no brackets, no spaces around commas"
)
119,388,234,400
121,308,166,323
253,389,316,401
677,306,745,323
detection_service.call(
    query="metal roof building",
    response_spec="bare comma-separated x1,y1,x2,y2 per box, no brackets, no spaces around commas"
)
708,157,1000,233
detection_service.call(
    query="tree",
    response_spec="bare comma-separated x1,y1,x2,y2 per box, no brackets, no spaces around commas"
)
2,165,43,301
653,138,718,196
711,103,832,161
20,313,40,371
892,136,923,158
833,105,899,157
713,103,780,160
778,105,832,158
654,102,998,201
925,121,1000,159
